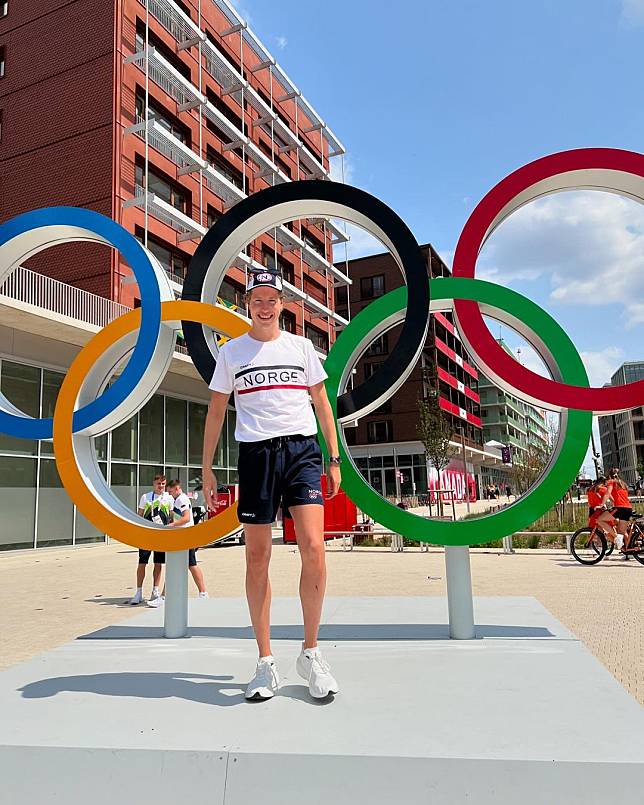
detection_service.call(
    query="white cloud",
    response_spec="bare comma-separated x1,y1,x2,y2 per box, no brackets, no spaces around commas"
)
579,346,625,387
332,223,384,262
621,0,644,25
275,35,288,50
479,191,644,325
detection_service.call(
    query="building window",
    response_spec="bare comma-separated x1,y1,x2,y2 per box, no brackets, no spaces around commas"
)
207,146,243,189
219,278,244,308
367,334,388,356
135,162,189,214
135,229,189,280
261,247,294,283
364,361,383,380
335,286,348,308
0,46,5,78
281,309,297,334
367,420,393,443
207,206,221,229
135,91,189,145
302,229,325,258
360,274,385,299
1,4,7,18
305,323,328,353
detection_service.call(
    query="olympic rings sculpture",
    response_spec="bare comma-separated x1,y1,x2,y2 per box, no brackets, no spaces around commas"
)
0,147,640,549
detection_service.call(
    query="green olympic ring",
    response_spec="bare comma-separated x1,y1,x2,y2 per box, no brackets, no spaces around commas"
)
321,277,592,546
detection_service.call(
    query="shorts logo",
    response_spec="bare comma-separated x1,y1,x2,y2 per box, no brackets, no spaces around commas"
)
241,512,256,517
308,489,322,499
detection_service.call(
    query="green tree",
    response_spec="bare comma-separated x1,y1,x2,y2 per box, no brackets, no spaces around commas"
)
417,367,456,514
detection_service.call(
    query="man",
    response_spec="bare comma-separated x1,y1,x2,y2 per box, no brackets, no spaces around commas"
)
147,478,210,607
129,473,173,605
202,270,342,700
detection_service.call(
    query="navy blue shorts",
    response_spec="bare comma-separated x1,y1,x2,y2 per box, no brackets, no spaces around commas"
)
138,548,198,566
237,435,324,524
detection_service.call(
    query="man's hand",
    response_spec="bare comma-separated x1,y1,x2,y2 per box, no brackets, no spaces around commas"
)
327,464,341,499
202,468,218,510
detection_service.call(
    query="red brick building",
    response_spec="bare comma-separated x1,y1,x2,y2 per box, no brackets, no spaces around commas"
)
336,246,502,501
0,0,349,550
0,0,348,347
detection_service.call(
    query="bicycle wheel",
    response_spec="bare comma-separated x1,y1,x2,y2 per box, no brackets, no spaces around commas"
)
628,524,644,565
570,527,607,565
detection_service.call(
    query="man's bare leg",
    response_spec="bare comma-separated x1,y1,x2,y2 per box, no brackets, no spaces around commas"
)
136,564,146,588
244,524,273,657
290,505,326,649
189,565,207,593
152,563,163,589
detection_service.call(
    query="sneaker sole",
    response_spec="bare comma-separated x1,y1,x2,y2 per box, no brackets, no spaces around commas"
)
245,690,276,700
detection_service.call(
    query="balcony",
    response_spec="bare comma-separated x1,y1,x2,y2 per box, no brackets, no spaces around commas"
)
126,47,206,110
127,117,204,171
124,185,207,241
273,225,351,286
141,0,203,48
308,217,350,245
234,251,348,325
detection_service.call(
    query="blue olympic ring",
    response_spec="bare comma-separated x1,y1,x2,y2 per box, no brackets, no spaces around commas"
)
0,208,162,440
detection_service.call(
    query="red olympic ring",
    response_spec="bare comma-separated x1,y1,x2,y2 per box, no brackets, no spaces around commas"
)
452,147,644,413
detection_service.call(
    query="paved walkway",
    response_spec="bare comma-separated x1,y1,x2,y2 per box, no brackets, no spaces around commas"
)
1,540,642,704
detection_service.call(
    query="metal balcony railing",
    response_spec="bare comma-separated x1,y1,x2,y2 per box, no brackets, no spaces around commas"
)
0,266,129,328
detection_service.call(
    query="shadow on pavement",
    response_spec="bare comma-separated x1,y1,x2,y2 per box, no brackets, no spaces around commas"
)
78,623,555,641
17,672,326,707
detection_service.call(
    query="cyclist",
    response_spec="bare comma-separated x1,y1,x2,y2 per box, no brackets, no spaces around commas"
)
587,475,618,544
604,467,633,553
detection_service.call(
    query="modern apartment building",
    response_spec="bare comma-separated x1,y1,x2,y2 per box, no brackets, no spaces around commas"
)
598,362,644,485
336,246,505,501
477,342,549,488
0,0,347,549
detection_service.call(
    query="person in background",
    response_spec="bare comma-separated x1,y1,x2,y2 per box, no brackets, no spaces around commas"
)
587,475,618,545
604,468,633,554
128,473,173,605
147,478,209,608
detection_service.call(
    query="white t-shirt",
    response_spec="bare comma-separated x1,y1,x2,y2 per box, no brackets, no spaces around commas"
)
172,492,194,527
209,331,328,442
138,491,174,522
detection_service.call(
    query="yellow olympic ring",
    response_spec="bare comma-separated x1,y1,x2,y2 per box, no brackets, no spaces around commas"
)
53,300,249,551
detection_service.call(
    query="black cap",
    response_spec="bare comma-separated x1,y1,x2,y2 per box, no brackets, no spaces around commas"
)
246,270,283,293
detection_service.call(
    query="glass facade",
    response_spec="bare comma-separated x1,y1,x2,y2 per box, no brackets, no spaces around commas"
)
0,358,236,550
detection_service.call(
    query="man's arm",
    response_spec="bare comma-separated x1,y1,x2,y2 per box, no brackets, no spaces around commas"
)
202,391,230,508
309,381,341,499
167,509,191,528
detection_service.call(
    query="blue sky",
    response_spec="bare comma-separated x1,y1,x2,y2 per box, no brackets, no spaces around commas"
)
236,0,644,474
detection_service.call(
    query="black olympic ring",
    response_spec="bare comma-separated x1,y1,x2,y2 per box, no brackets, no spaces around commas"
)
181,180,430,420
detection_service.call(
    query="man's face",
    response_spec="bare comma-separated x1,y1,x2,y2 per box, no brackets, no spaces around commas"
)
153,478,166,494
248,286,283,329
168,484,181,499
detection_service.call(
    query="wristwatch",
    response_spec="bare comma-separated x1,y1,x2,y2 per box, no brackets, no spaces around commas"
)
329,456,343,465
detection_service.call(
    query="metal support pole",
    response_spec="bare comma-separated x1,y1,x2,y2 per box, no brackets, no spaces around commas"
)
460,427,471,515
164,550,188,639
445,545,475,639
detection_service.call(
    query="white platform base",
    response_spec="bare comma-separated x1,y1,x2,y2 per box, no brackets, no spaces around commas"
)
1,596,643,804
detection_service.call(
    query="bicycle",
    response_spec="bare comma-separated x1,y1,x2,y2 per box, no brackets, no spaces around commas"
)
570,513,644,565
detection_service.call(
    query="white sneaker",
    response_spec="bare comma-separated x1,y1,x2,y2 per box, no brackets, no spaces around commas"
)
198,591,209,599
245,657,280,700
147,595,165,608
296,645,339,699
150,588,162,601
129,590,143,605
